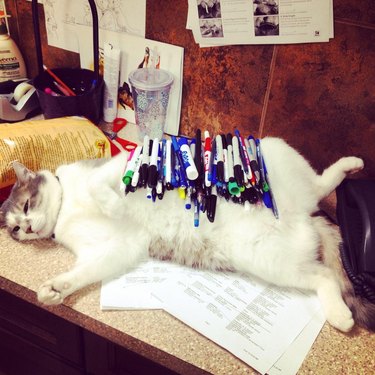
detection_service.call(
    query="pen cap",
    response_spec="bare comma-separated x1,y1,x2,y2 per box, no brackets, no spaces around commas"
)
178,138,199,181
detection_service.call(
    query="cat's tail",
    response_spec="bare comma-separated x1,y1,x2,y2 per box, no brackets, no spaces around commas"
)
314,215,375,332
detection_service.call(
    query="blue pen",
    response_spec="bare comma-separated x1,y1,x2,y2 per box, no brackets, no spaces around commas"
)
256,139,276,214
156,141,164,199
171,136,188,189
211,138,218,186
261,148,279,219
194,197,200,227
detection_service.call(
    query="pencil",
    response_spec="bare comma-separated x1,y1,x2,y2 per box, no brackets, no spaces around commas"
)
43,64,76,96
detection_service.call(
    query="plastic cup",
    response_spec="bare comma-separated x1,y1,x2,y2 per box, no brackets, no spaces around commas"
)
128,68,174,140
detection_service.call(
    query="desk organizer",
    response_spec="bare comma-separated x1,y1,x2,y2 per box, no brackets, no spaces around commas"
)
31,0,104,124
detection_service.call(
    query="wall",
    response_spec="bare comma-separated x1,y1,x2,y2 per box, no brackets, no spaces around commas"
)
4,0,375,177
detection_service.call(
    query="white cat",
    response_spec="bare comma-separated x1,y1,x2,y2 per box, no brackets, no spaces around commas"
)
1,137,373,333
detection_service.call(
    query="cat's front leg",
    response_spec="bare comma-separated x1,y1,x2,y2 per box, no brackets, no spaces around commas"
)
38,225,150,305
87,152,128,219
38,274,76,305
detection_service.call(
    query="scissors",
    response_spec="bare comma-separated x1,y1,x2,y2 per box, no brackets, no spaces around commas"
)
103,117,138,151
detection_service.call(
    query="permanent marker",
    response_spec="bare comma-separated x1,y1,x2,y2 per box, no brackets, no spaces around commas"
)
131,151,142,188
245,136,260,185
215,134,224,182
147,138,159,188
232,134,243,187
235,129,254,186
156,141,164,199
221,134,229,183
226,133,240,196
122,146,142,185
203,131,212,188
140,135,150,187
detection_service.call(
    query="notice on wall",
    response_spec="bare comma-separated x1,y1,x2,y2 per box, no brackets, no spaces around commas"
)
187,0,334,47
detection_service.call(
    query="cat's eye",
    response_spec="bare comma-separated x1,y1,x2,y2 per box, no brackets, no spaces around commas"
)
23,200,29,214
12,226,20,233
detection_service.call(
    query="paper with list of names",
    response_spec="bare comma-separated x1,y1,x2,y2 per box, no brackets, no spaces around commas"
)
101,260,325,374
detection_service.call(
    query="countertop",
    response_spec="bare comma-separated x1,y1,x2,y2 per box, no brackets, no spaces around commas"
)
0,227,374,375
1,122,374,374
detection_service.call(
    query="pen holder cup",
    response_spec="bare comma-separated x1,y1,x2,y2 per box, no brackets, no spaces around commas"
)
33,68,104,124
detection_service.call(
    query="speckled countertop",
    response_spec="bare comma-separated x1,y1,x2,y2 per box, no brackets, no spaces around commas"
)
0,227,374,375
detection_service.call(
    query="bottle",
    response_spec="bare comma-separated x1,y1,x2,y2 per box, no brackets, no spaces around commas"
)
0,20,27,82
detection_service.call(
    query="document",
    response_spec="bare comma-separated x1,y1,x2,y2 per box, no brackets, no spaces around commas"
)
28,0,146,53
101,260,325,374
188,0,334,47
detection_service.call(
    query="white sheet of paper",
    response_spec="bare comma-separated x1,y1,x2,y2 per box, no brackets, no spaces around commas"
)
101,260,182,310
189,0,333,47
29,0,146,52
101,260,325,374
269,309,325,375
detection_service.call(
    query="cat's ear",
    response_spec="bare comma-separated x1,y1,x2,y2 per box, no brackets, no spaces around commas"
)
12,161,36,184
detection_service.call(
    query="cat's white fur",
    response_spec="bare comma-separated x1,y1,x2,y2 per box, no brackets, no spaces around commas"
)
1,137,365,332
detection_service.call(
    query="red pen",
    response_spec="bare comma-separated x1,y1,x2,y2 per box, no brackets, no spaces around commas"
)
204,130,212,187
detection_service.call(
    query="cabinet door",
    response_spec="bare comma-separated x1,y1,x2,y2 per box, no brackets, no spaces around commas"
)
0,288,85,375
84,330,180,375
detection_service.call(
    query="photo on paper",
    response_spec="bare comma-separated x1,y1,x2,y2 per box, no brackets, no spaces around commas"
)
254,15,279,36
197,0,222,19
199,18,224,38
253,0,279,16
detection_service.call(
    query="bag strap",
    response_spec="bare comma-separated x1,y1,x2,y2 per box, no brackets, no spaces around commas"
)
31,0,100,81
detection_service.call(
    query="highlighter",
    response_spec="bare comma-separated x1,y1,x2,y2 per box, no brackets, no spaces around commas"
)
178,137,199,180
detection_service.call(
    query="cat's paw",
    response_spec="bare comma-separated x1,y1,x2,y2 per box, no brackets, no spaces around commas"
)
37,279,72,305
326,305,354,332
339,157,364,175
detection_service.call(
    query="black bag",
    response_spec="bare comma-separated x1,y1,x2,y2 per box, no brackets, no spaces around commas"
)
31,0,104,124
336,179,375,303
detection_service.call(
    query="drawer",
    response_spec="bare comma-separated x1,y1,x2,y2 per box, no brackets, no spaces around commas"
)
0,288,84,366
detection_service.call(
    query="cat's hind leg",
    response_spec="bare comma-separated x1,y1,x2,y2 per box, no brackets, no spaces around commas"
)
315,156,364,200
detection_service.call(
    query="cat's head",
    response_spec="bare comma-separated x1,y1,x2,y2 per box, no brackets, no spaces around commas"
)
0,162,62,241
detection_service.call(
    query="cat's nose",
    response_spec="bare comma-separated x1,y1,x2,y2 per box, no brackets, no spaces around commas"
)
26,226,33,234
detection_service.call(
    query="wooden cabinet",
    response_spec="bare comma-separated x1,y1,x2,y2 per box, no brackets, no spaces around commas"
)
0,288,180,375
84,330,179,375
0,288,85,375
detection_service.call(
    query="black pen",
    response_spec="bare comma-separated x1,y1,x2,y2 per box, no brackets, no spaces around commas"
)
207,185,217,223
148,139,159,188
215,134,224,182
140,135,150,187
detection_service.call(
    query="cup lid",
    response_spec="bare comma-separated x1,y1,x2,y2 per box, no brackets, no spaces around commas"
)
128,68,174,91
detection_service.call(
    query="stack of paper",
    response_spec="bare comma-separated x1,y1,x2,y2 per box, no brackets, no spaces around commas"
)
101,260,325,375
187,0,334,47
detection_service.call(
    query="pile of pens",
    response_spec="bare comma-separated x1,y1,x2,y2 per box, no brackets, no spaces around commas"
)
121,129,278,227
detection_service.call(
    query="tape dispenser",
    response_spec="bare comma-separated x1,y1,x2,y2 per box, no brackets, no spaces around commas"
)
0,79,40,122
